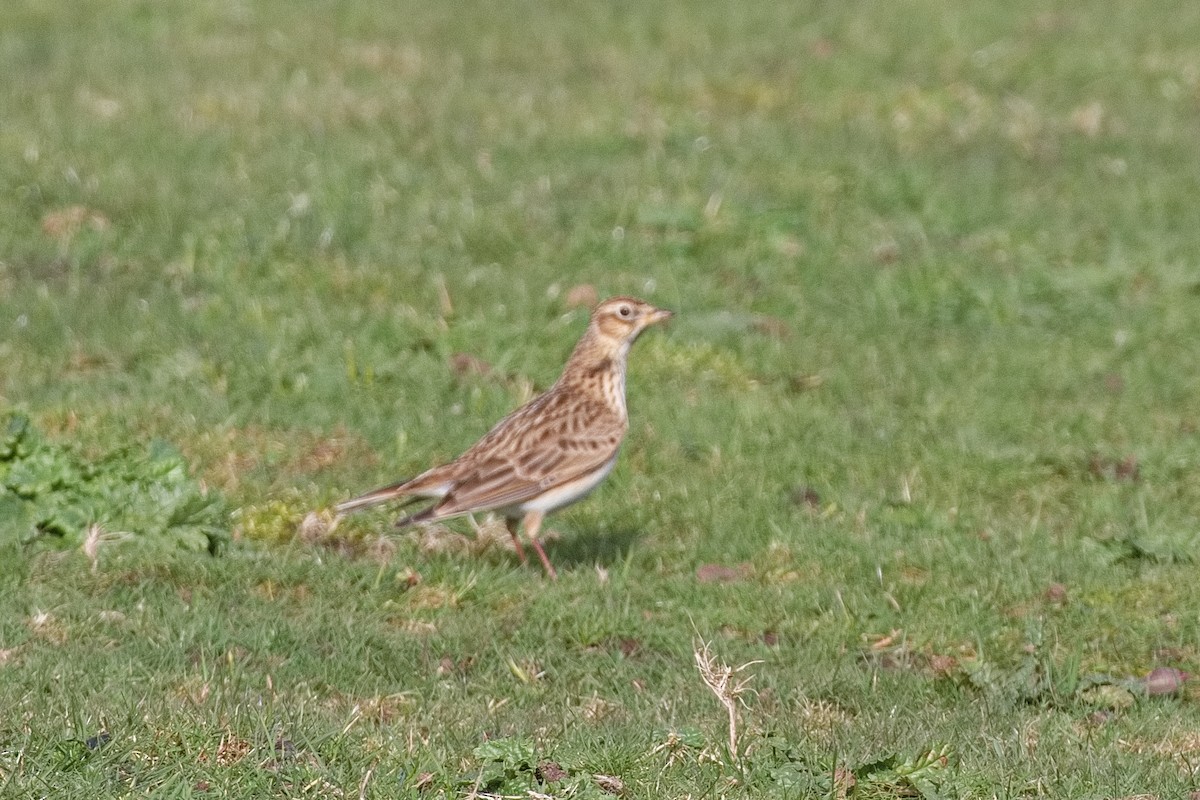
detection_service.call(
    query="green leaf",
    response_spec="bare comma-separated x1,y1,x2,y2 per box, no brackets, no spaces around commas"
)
472,737,536,768
0,410,228,552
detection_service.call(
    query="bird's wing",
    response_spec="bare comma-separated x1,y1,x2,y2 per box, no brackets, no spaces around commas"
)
426,412,626,518
338,391,566,516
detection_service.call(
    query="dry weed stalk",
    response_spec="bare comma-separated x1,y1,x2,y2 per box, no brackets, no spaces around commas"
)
693,639,762,761
82,523,131,572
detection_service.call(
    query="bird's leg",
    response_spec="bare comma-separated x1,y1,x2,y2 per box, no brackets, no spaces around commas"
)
504,516,528,564
522,510,558,580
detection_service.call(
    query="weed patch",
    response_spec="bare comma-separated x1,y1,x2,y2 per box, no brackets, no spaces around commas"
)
0,411,226,553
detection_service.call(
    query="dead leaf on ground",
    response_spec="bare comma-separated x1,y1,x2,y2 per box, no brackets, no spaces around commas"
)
867,629,903,650
67,346,113,374
928,654,959,677
537,761,568,783
751,315,791,339
449,352,493,378
617,637,641,657
1088,453,1140,482
41,205,110,240
273,737,299,761
595,774,626,796
565,284,599,310
437,654,476,677
695,563,752,583
788,374,824,393
395,566,421,589
1144,667,1188,696
1044,582,1068,605
790,485,822,509
860,630,918,672
872,239,900,265
809,38,835,59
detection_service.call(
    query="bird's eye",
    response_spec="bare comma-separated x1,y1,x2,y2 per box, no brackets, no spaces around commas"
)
618,305,632,318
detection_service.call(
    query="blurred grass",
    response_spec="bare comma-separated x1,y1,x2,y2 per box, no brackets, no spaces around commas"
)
4,0,1200,795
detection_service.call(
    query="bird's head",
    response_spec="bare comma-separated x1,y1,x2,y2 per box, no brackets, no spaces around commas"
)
559,295,674,406
590,296,674,346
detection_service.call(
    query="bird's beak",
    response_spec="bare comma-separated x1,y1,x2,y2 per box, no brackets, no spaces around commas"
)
648,307,674,326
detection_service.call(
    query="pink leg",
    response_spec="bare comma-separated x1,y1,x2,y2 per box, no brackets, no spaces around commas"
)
523,511,557,580
504,516,527,564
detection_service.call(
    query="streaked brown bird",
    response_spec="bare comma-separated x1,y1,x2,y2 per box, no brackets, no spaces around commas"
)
335,296,673,579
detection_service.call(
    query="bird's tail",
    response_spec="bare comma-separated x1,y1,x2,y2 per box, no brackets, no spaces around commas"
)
334,480,421,515
394,505,437,529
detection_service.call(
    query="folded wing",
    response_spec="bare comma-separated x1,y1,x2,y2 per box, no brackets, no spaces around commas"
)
425,417,626,519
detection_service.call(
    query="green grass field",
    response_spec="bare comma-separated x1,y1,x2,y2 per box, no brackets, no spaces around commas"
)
4,0,1200,796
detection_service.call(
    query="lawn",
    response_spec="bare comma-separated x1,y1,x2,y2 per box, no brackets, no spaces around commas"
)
3,0,1200,796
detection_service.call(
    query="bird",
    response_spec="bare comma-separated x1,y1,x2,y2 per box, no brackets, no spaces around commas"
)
335,296,673,579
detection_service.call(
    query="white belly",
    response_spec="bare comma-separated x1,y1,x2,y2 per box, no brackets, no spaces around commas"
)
514,454,619,514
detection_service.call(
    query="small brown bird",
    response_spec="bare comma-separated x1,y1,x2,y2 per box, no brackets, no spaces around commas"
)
336,296,673,579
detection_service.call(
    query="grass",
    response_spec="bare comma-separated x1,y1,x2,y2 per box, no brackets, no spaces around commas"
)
4,0,1200,795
